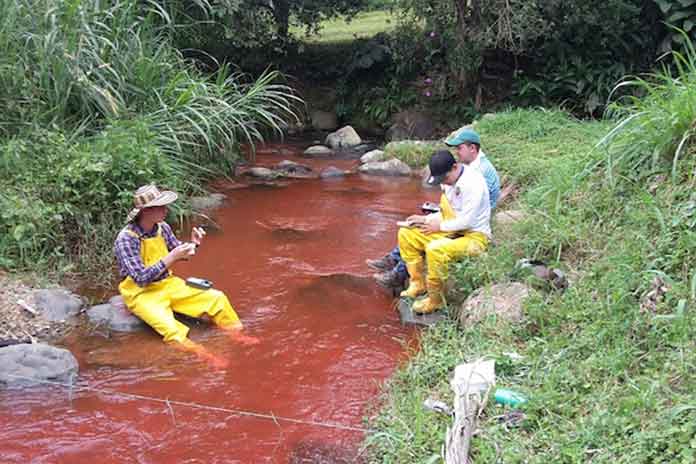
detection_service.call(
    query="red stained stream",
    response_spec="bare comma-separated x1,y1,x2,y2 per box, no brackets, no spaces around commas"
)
0,143,439,463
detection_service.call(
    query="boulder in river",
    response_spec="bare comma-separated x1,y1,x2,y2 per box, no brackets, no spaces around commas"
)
0,343,79,388
247,167,282,180
358,158,412,177
275,160,315,178
33,288,83,322
324,126,361,149
190,193,227,213
303,145,335,157
87,295,146,333
360,149,385,164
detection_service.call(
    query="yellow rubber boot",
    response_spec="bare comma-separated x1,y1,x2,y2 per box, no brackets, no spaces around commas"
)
400,262,427,298
412,278,444,314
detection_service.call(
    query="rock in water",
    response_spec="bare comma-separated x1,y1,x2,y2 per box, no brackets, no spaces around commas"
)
190,193,226,212
303,145,335,157
360,149,385,164
0,343,79,387
325,126,361,149
87,295,146,332
358,158,412,176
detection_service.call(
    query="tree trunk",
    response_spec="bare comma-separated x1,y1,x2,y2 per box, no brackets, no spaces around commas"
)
273,0,291,40
452,0,483,97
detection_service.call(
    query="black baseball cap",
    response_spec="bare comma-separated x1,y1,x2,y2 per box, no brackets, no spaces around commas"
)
427,150,456,185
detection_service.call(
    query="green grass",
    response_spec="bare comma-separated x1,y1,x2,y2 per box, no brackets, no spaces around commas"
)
291,10,397,44
365,108,696,463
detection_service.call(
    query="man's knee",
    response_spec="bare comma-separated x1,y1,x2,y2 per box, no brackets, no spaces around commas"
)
425,239,450,258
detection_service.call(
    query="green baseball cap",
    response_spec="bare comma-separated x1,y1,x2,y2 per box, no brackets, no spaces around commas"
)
445,127,480,146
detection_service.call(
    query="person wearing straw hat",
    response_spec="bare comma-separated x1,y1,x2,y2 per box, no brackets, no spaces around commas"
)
114,184,255,367
397,150,491,314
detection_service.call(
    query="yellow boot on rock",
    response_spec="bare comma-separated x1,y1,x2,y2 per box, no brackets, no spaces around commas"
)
412,279,444,314
400,262,426,298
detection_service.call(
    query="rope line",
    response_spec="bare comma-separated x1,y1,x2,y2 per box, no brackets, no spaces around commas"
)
4,373,373,433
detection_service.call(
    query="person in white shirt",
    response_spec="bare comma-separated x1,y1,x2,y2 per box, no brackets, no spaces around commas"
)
398,150,491,314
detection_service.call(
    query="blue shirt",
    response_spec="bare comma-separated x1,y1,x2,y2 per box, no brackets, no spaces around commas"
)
476,152,500,210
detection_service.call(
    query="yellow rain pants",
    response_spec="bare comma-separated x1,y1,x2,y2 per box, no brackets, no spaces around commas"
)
398,195,489,282
118,226,241,343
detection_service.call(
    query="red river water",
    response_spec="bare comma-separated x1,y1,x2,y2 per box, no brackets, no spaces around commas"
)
0,143,439,463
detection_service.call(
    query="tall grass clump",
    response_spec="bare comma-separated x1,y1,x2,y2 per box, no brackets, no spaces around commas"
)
0,0,301,275
599,29,696,183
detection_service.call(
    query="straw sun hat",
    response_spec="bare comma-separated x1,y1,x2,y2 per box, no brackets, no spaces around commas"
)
126,184,178,223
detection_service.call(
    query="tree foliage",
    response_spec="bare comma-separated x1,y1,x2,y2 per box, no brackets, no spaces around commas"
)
390,0,667,114
170,0,368,51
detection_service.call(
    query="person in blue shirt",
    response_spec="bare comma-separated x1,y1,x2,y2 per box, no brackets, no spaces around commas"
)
369,127,500,291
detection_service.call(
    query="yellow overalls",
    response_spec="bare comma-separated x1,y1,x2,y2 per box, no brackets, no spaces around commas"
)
118,225,241,343
398,194,489,313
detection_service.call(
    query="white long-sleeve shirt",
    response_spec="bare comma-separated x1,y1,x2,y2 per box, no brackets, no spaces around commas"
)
436,164,491,238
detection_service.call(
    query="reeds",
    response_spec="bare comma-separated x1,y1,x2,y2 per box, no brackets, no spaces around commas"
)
0,0,301,164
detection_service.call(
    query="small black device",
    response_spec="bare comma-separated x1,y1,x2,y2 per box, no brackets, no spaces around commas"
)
185,277,213,290
421,202,440,214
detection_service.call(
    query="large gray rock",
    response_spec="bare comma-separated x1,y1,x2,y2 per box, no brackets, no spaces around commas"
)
325,126,361,149
360,149,385,164
190,193,226,212
275,160,314,178
358,158,412,177
33,288,83,322
303,145,335,157
0,343,78,387
457,282,530,327
275,160,312,174
87,295,146,332
247,167,281,180
310,110,337,131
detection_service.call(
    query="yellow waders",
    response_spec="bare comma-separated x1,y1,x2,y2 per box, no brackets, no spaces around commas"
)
118,225,241,343
398,195,489,312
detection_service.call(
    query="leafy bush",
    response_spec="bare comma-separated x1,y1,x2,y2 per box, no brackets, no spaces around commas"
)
0,122,183,269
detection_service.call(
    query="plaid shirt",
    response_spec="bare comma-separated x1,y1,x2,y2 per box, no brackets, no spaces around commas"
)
114,222,181,286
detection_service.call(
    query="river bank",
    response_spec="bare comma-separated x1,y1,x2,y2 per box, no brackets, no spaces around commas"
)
363,109,696,463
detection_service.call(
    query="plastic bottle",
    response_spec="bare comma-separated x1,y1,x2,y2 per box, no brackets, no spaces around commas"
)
494,388,528,407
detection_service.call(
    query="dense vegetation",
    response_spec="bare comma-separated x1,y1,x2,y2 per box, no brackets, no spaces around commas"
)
365,42,696,463
275,0,696,127
0,0,299,277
